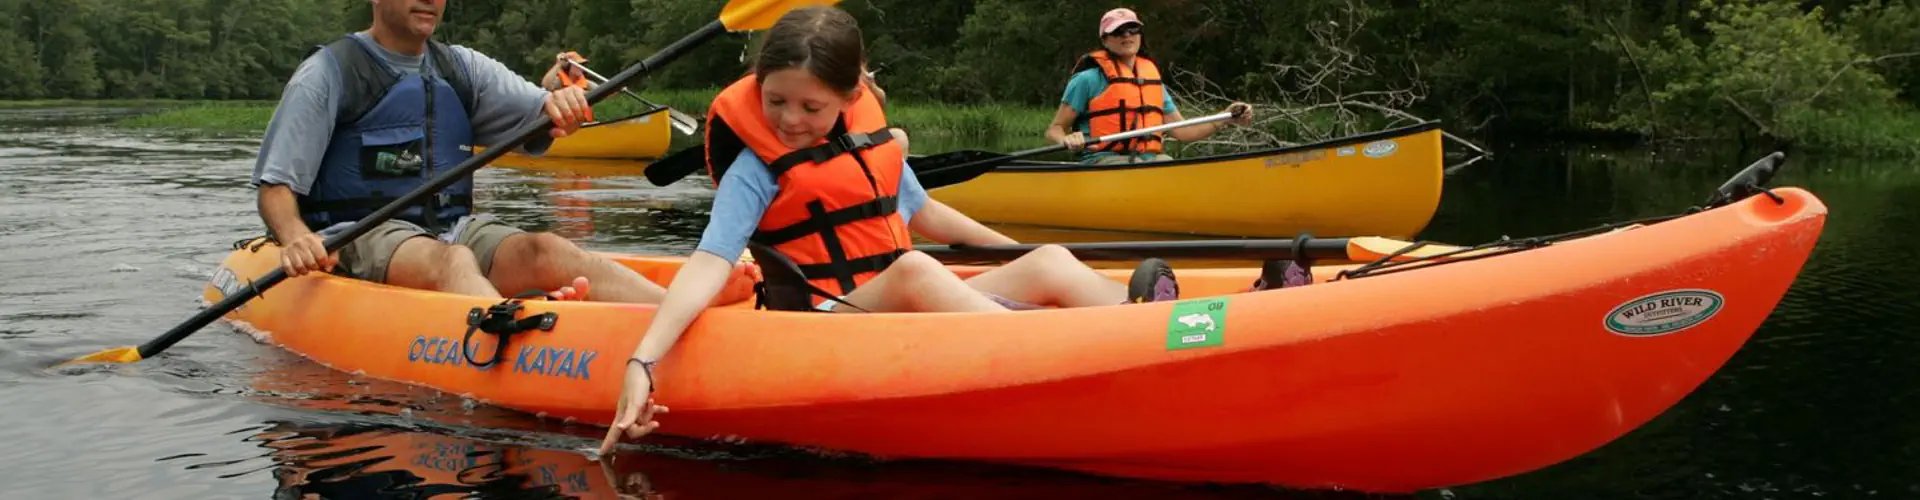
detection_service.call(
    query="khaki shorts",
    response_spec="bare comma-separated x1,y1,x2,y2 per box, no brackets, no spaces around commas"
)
1087,153,1175,165
318,215,524,283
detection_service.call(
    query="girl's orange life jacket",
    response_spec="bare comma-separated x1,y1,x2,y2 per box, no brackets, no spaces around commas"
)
702,75,912,303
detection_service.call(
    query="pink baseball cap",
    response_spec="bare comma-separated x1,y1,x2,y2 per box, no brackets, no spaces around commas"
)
1099,8,1142,36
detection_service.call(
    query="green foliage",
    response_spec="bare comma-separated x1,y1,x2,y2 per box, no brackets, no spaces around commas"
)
110,93,1056,142
1595,0,1920,154
1,0,1915,155
1839,0,1920,102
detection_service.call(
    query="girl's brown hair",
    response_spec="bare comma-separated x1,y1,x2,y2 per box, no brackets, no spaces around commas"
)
752,6,866,96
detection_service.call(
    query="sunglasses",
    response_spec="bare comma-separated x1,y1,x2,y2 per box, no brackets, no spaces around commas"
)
1105,25,1142,37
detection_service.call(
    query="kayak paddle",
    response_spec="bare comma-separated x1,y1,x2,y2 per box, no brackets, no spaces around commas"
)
915,237,1352,262
561,58,701,135
642,105,1245,188
59,0,840,366
913,236,1489,263
910,110,1243,189
644,145,706,186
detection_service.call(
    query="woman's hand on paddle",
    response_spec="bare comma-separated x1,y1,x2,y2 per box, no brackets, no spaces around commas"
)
281,231,337,277
597,360,669,458
545,86,592,138
1225,102,1254,125
1061,131,1089,151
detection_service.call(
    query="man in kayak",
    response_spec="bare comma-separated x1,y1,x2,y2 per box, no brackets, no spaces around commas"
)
248,0,666,303
595,6,1196,455
1043,7,1255,164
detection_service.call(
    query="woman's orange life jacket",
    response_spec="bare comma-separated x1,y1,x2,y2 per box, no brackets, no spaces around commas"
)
1079,50,1166,154
701,75,912,303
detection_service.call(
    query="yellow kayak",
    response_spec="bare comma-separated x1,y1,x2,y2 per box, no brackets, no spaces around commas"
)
490,106,674,160
928,122,1444,238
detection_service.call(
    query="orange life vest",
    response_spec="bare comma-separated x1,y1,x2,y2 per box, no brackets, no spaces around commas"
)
1080,50,1166,154
701,75,912,303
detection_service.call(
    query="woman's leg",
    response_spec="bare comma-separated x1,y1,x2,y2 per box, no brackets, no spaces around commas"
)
833,251,1007,313
962,244,1129,308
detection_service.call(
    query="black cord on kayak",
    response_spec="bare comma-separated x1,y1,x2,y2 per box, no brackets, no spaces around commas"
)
231,235,277,253
1334,212,1687,282
462,292,559,368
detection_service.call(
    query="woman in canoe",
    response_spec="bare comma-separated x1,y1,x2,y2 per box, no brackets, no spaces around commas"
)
540,51,590,91
1044,7,1255,164
595,6,1200,454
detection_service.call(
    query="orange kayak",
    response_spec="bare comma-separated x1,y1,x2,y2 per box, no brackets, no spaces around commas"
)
203,186,1826,492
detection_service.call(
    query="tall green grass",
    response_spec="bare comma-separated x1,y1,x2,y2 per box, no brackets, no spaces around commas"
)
113,101,278,132
98,90,1057,147
592,88,1055,141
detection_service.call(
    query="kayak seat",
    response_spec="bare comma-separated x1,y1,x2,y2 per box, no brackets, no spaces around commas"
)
1250,233,1318,292
746,242,867,313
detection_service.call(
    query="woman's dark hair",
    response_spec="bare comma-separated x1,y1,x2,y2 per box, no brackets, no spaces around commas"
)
752,6,866,96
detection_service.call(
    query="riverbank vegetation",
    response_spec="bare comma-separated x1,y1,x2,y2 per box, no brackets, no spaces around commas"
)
0,0,1911,155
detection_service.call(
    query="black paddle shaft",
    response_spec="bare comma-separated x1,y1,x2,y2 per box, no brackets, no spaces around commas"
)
137,21,733,359
913,237,1352,263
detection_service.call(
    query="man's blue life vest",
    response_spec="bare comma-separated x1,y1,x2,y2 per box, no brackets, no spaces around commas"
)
299,33,478,233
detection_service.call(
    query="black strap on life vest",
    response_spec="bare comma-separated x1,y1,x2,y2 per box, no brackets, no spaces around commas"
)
461,290,559,368
741,118,905,294
793,248,904,289
317,36,476,127
749,198,908,293
750,196,898,245
765,126,894,178
1083,104,1165,119
1089,98,1165,154
746,242,872,313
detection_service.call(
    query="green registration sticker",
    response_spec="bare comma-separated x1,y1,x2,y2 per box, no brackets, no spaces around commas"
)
1165,297,1228,350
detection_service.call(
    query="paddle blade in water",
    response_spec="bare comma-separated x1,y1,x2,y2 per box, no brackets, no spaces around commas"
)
61,346,142,365
721,0,842,31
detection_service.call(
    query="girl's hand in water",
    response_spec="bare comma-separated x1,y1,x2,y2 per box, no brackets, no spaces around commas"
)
596,359,669,458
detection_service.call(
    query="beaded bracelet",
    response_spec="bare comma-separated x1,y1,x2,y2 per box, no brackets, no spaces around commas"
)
628,358,658,394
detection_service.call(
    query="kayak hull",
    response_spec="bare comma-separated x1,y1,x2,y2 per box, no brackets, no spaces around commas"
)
927,122,1446,238
205,187,1826,492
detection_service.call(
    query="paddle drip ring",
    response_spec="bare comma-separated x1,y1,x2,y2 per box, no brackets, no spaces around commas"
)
462,291,559,368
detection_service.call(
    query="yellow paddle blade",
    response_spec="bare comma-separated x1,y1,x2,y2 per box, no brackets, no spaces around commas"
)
720,0,841,31
1345,236,1485,261
60,346,143,365
1346,223,1651,262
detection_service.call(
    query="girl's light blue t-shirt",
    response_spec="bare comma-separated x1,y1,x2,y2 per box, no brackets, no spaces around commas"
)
693,148,928,262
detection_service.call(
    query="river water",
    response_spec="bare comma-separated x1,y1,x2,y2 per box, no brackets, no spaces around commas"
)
0,107,1911,499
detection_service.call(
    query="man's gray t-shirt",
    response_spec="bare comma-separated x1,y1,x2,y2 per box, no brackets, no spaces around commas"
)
251,32,556,194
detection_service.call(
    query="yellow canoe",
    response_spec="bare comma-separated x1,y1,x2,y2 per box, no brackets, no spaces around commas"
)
491,106,674,160
928,122,1445,239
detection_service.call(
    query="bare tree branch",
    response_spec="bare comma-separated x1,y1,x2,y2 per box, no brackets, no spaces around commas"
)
1806,51,1920,104
1721,95,1773,137
1604,18,1659,138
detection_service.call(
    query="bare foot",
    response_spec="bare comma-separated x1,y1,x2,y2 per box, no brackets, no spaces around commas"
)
547,276,592,301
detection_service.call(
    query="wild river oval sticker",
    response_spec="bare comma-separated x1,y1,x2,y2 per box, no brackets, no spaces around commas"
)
1604,289,1725,336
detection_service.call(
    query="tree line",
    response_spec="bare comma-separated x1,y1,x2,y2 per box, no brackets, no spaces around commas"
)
1,0,1915,151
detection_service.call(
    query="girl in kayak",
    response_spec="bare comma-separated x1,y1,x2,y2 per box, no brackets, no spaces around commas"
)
1045,8,1254,164
596,5,1184,455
